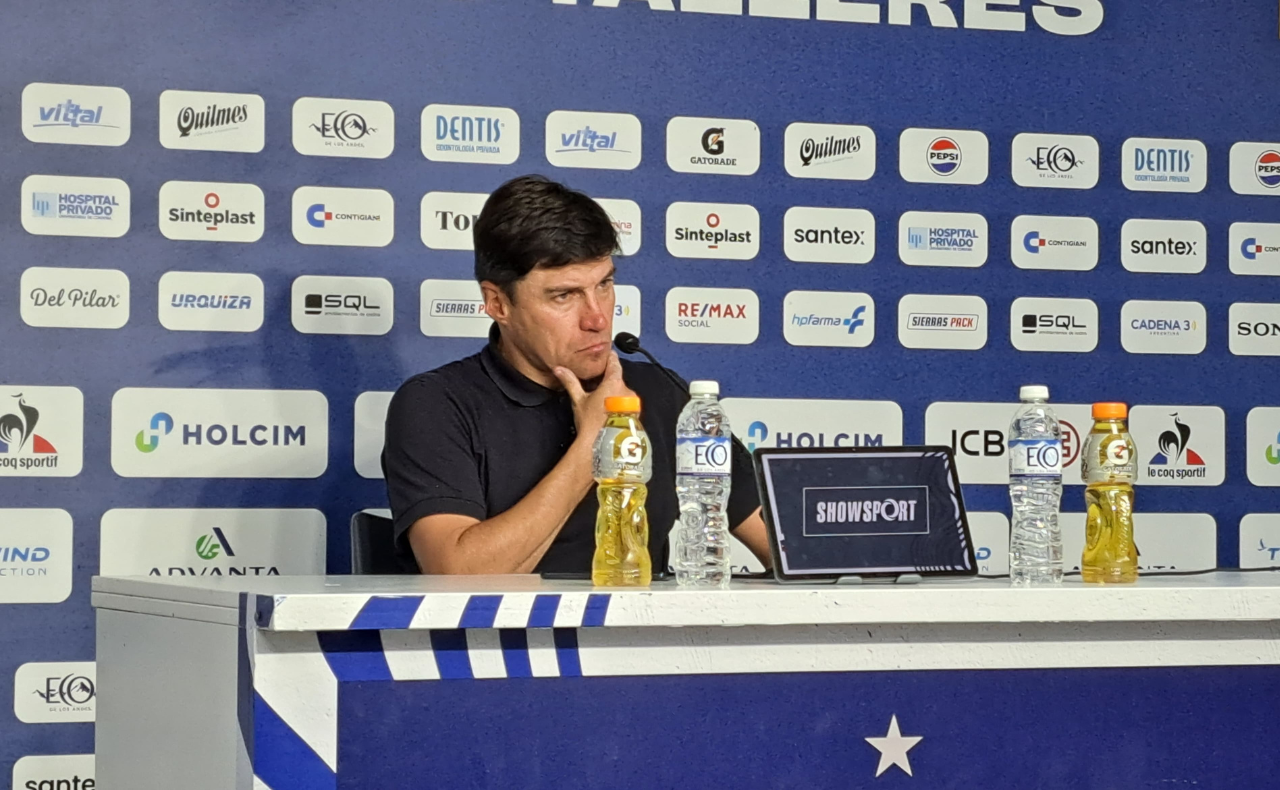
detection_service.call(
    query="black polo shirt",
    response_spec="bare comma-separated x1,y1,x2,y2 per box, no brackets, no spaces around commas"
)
382,328,761,573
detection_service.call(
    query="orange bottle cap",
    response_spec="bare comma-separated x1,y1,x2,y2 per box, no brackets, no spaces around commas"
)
605,396,641,413
1092,402,1128,419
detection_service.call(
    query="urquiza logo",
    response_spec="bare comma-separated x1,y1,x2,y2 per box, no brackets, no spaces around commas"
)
897,294,988,351
22,82,130,146
292,275,394,336
1229,142,1280,196
99,508,325,577
420,191,489,250
1240,514,1280,568
291,186,394,247
1060,513,1217,574
157,271,264,333
1128,406,1224,487
1120,218,1206,274
925,401,1094,485
0,387,83,477
1246,408,1280,487
595,198,642,256
1120,300,1206,355
721,398,903,452
783,206,875,264
21,175,130,238
11,754,95,790
665,286,759,345
422,103,520,165
1010,297,1098,353
158,89,264,152
1229,302,1280,356
110,388,329,478
666,116,761,176
898,211,988,268
419,279,492,339
293,96,394,159
1011,133,1099,189
613,284,642,338
665,202,759,260
1010,215,1099,271
899,128,989,185
545,110,642,170
783,122,876,181
783,290,875,348
20,267,130,330
1229,222,1280,276
1121,137,1207,193
354,392,394,479
0,510,73,604
158,181,263,243
14,662,96,724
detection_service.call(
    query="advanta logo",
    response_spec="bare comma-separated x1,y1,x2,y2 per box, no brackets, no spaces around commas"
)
1029,145,1084,174
306,204,381,228
1147,413,1205,479
195,527,235,560
134,412,173,453
135,411,305,451
745,420,883,451
0,395,60,470
1256,150,1280,188
312,111,375,142
167,191,257,232
791,305,865,334
35,673,95,707
34,99,116,130
927,137,961,176
557,126,627,154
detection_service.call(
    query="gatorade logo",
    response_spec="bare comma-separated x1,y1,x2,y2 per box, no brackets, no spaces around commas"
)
618,435,644,463
1107,442,1132,465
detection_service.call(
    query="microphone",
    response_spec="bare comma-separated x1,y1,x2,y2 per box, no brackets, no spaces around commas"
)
613,332,688,394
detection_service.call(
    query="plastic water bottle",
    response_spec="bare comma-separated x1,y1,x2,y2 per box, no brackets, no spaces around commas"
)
592,396,652,587
1007,385,1064,586
675,381,732,589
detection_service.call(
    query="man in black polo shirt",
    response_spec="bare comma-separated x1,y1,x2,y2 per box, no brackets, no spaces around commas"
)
383,175,772,574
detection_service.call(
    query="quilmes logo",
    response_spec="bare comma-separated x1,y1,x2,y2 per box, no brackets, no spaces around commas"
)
666,116,760,175
1120,300,1207,355
159,181,263,242
665,287,759,345
897,294,988,351
1011,215,1099,272
665,202,759,260
1012,133,1100,189
898,212,987,268
1146,413,1206,477
783,291,875,349
291,187,394,247
22,82,131,146
545,110,642,170
294,97,394,159
159,90,264,153
784,206,875,264
784,122,876,181
1121,219,1206,274
899,128,988,185
1122,138,1207,193
419,279,493,339
21,176,131,239
1011,297,1098,353
722,398,903,452
423,103,520,164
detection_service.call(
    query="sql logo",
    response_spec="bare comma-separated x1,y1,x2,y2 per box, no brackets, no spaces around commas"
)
135,412,173,453
927,137,961,176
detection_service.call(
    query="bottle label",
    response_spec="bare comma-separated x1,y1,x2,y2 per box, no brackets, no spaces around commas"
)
676,436,731,476
1008,438,1063,476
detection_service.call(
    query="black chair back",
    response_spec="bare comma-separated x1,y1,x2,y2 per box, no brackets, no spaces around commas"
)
349,512,417,575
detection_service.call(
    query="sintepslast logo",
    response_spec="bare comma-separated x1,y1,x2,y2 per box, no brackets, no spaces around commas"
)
665,202,759,260
545,110,642,170
783,290,875,348
22,82,131,146
291,186,394,247
1121,137,1207,193
422,103,520,165
1011,215,1099,271
783,206,875,264
665,286,759,345
158,181,264,243
22,175,130,239
110,388,328,478
721,398,904,451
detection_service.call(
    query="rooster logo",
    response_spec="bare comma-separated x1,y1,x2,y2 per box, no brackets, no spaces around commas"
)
0,395,57,455
1148,413,1204,466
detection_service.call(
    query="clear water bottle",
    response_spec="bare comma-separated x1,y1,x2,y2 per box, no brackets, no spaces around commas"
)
1008,385,1064,586
675,381,732,589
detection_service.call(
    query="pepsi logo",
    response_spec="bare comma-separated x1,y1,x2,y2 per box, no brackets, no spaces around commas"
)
1256,150,1280,188
927,137,961,177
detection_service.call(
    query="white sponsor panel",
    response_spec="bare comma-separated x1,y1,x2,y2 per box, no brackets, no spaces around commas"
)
100,509,326,576
292,276,394,336
898,128,989,185
783,122,876,181
20,267,129,330
1120,300,1206,355
545,110,642,170
1240,514,1280,568
0,386,84,478
1229,222,1280,276
1011,132,1099,189
420,191,488,250
968,512,1010,576
22,82,130,146
422,103,520,165
666,116,760,176
159,89,264,152
1061,513,1217,573
897,211,988,268
1229,302,1280,356
784,206,875,264
722,398,904,451
783,290,874,348
1229,141,1280,196
924,401,1094,485
158,180,264,242
614,284,642,338
292,96,394,159
1010,297,1098,353
354,392,394,479
21,175,130,238
1129,405,1225,487
419,279,491,338
596,198,642,256
1121,137,1208,193
12,754,95,790
14,662,95,723
291,186,394,247
1246,407,1280,487
898,294,988,351
1120,219,1206,274
0,510,72,604
665,287,759,345
158,271,264,333
665,202,759,260
1011,215,1099,271
110,388,328,479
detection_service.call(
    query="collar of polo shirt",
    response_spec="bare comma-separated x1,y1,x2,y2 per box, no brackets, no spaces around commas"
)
479,324,560,407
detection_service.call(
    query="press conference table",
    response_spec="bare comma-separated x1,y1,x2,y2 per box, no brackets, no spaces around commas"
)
92,572,1280,789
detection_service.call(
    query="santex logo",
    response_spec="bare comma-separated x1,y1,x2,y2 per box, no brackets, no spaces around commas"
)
665,202,759,260
783,122,876,181
22,82,130,146
420,191,488,251
1120,219,1206,274
0,387,83,477
898,211,988,268
158,89,264,153
1229,302,1280,356
158,271,264,333
595,198,642,256
1246,409,1280,486
1229,142,1280,196
11,754,95,790
1129,406,1224,486
721,398,903,452
1121,137,1207,193
899,128,988,185
666,116,760,176
419,279,492,338
20,267,129,330
897,294,988,351
1010,215,1098,271
291,186,394,247
422,103,520,165
1010,297,1098,353
1011,133,1099,189
783,206,874,264
545,110,642,170
0,509,73,604
1120,300,1206,355
158,181,263,242
292,275,393,336
1229,222,1280,276
665,286,759,345
783,290,875,348
293,97,394,159
14,662,96,723
21,175,130,238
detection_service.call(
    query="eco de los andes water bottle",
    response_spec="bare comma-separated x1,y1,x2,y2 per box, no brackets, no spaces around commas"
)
675,381,733,589
592,395,652,587
1082,402,1139,584
1007,385,1064,587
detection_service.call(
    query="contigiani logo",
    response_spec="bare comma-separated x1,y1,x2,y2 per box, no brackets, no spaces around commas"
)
551,0,1103,35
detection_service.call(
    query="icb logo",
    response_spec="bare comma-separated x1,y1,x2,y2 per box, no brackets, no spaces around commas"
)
927,137,961,176
135,412,174,453
1255,151,1280,188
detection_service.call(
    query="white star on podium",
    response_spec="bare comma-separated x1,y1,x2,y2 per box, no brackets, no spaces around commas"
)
865,715,924,778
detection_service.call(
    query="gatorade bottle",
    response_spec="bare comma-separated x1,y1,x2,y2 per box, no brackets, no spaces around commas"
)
1081,402,1139,584
592,396,652,587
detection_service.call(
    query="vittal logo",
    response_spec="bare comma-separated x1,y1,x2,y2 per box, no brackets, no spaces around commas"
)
1121,138,1207,193
20,267,130,330
899,128,988,185
292,275,394,336
1010,215,1098,271
665,202,759,260
784,206,875,264
1230,222,1280,276
293,97,394,159
22,175,131,238
1229,142,1280,196
420,191,488,251
722,398,903,452
897,294,988,351
423,103,520,165
0,510,73,604
784,122,875,181
1011,297,1098,353
291,186,394,247
420,279,493,339
545,110,642,170
158,271,264,333
159,181,263,243
665,286,759,345
1130,405,1224,487
898,211,988,268
1120,300,1206,355
1012,133,1099,189
666,116,760,176
23,82,130,146
159,89,264,153
14,662,96,723
1120,219,1206,274
783,290,874,348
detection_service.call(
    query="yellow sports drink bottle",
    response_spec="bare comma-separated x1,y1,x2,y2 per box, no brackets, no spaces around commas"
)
1081,402,1139,584
592,396,652,587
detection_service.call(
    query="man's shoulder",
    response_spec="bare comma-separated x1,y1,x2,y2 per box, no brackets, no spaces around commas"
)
391,351,488,409
620,358,688,412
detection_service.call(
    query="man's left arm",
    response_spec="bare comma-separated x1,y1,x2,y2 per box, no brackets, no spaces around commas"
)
727,435,772,568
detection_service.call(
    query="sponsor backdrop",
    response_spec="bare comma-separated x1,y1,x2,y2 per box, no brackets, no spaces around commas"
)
2,0,1280,775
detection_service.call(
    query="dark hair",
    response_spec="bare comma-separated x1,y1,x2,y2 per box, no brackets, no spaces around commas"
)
474,175,618,297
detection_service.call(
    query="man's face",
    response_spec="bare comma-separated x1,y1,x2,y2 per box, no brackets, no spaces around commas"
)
486,257,616,383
